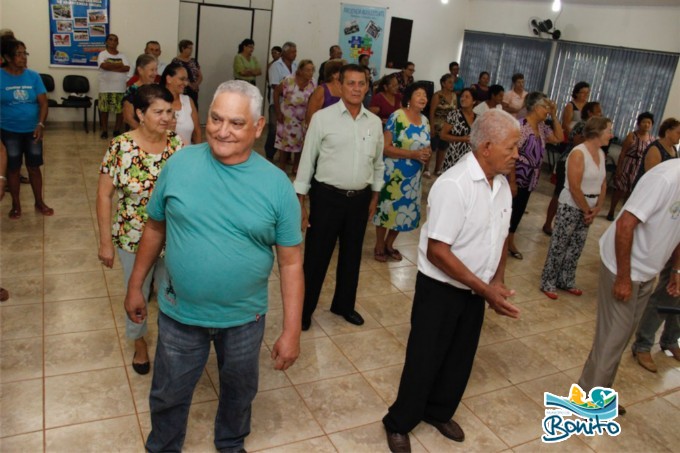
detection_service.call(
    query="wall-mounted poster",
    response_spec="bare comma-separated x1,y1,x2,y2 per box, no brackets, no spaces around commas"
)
338,3,387,79
49,0,110,67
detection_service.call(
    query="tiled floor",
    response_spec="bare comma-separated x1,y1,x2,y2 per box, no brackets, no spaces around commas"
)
1,124,679,452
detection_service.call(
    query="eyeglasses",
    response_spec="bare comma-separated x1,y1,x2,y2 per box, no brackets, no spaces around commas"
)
15,51,29,57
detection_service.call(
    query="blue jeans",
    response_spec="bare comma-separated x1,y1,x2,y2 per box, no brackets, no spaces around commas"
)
117,248,166,340
146,311,265,453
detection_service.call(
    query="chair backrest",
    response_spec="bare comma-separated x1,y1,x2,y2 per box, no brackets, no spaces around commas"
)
40,73,55,92
63,75,90,94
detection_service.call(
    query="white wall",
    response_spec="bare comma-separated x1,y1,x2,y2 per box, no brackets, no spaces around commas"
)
269,0,469,86
0,0,180,122
465,0,680,120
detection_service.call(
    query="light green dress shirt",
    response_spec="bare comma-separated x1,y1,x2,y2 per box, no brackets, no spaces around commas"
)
294,100,385,195
233,53,260,82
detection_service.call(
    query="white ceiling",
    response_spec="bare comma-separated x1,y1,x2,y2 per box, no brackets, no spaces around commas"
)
478,0,680,6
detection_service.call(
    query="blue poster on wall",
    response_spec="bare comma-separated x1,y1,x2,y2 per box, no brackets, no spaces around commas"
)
49,0,110,67
338,3,387,79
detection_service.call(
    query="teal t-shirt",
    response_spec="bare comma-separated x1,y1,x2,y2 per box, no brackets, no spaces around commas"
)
0,69,46,133
147,144,302,328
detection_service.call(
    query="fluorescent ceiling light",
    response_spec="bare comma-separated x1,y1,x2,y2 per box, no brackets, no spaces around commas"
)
552,0,562,12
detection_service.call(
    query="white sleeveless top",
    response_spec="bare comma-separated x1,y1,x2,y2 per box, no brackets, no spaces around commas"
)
175,94,194,144
559,143,605,209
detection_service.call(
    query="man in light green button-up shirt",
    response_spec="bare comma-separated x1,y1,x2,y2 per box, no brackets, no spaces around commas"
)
294,64,384,331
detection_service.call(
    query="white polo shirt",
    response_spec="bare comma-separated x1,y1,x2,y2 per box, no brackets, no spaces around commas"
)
600,159,680,281
268,58,297,101
418,152,512,289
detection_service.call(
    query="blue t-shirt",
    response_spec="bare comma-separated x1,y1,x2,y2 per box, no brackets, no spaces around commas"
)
0,69,46,133
453,77,465,93
147,144,302,328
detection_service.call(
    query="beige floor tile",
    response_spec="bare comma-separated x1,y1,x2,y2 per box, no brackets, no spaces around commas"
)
45,367,135,428
519,331,589,371
355,269,401,298
332,328,406,372
45,328,123,376
44,249,102,275
103,268,126,296
512,435,592,452
463,386,544,447
296,374,388,433
284,336,356,385
479,316,515,346
0,379,43,437
44,270,108,302
0,431,44,452
0,232,43,254
44,297,114,335
385,323,411,346
362,364,403,405
0,275,43,306
329,421,427,452
562,366,656,407
247,386,324,450
477,340,560,384
259,436,336,453
0,303,43,340
43,214,96,234
44,227,97,252
463,357,513,399
0,250,43,278
0,337,43,383
373,265,419,292
357,292,414,327
515,372,580,407
412,404,508,452
663,388,680,409
45,415,145,452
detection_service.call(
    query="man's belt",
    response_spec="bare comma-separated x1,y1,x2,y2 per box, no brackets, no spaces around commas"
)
316,180,370,198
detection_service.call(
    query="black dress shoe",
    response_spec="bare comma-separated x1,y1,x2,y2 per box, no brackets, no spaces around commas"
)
132,352,150,375
340,310,364,326
424,418,464,442
385,429,411,453
301,318,311,331
618,404,626,416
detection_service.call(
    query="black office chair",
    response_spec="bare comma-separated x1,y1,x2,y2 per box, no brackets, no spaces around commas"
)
59,75,92,133
39,73,59,107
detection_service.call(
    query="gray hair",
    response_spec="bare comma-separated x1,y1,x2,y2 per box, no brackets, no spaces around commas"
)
211,80,263,121
282,41,296,52
524,91,548,112
470,109,520,151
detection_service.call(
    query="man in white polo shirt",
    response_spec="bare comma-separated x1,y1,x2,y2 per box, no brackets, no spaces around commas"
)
382,109,521,453
579,159,680,413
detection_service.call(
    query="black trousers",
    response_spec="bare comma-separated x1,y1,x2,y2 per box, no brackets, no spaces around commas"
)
264,104,277,160
383,272,485,434
302,181,371,323
509,186,532,233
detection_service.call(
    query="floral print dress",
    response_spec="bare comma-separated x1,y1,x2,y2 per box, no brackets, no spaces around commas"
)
373,109,430,232
275,75,315,153
99,131,183,253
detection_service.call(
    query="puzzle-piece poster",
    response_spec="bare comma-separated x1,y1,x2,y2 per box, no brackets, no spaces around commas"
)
339,3,386,78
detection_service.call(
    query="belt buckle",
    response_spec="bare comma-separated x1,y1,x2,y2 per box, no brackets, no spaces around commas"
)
346,189,356,197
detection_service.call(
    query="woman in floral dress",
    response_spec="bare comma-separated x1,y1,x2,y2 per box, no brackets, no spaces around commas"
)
274,59,315,174
96,85,182,375
373,82,431,262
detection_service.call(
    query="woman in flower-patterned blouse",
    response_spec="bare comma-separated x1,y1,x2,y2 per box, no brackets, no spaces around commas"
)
96,85,183,375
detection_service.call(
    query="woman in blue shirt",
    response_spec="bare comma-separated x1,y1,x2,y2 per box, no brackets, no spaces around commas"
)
0,38,51,219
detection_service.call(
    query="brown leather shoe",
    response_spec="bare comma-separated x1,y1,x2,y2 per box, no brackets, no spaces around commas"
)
634,350,658,373
385,429,411,453
618,404,626,416
662,345,680,361
424,418,465,442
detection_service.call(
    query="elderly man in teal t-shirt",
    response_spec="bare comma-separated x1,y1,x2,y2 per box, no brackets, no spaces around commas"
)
124,81,304,453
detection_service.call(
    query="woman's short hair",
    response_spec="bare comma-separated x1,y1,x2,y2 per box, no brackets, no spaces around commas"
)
211,80,263,122
271,46,282,53
238,38,254,53
511,73,524,84
178,39,193,52
323,59,345,83
580,102,601,121
133,85,173,122
297,59,314,73
439,73,453,87
658,117,680,138
1,38,23,67
478,71,490,80
402,81,430,107
488,84,505,97
135,53,157,72
571,81,590,99
377,74,397,93
448,61,459,71
160,62,186,88
636,111,654,126
459,87,475,101
583,117,612,140
470,109,520,151
524,91,548,112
